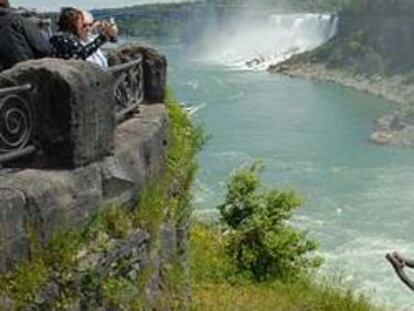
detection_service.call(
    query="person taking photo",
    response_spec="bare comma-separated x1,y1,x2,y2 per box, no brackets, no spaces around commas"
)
50,7,117,62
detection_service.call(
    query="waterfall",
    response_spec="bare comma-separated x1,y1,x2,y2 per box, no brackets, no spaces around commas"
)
199,13,338,71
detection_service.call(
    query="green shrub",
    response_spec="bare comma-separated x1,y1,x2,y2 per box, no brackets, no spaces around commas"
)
218,164,321,281
99,204,132,239
0,260,48,309
45,229,82,271
101,276,144,311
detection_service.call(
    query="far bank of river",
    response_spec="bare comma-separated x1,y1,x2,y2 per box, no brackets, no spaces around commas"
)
269,60,414,148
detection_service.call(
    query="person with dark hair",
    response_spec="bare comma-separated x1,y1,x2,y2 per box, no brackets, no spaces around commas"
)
0,0,51,70
50,7,117,61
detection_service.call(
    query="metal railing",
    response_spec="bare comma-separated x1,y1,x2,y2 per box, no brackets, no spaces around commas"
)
0,83,35,164
109,56,145,123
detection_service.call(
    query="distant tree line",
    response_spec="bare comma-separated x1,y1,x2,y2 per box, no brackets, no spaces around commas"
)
211,0,414,12
94,2,206,43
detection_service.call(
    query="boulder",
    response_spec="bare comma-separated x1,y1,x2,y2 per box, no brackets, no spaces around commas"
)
0,59,115,168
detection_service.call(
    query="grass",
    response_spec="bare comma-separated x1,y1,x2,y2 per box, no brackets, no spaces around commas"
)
101,276,144,311
0,259,48,310
191,281,381,311
190,223,385,311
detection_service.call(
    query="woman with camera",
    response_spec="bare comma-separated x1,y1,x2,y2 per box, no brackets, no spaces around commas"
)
50,7,117,62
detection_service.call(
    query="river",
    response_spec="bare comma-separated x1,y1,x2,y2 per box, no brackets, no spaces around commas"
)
156,17,414,308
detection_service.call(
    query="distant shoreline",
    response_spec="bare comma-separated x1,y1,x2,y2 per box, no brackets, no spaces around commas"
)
269,61,414,147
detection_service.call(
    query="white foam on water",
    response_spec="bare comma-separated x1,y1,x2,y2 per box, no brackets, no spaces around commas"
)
185,80,200,90
316,234,414,308
199,13,338,71
179,101,206,116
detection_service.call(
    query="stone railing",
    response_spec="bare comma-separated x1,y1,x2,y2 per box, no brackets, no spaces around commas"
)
0,45,166,168
110,56,144,122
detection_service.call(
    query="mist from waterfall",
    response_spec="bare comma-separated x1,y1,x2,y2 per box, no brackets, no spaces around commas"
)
197,12,338,71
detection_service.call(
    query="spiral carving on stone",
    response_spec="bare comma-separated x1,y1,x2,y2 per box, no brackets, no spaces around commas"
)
0,94,33,153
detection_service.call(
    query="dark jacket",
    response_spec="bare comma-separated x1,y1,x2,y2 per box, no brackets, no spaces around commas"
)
50,32,107,60
0,8,51,70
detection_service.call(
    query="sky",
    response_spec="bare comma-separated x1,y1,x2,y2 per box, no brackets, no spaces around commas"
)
12,0,195,12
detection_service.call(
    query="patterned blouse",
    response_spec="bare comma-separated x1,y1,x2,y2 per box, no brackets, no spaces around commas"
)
50,32,107,60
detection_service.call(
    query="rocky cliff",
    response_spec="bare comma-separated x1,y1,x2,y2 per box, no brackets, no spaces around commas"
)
311,0,414,76
0,45,196,310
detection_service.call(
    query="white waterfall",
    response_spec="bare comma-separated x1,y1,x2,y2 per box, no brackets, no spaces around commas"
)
199,13,338,71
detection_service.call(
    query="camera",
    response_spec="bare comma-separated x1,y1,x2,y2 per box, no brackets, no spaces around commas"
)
107,17,118,43
95,17,118,43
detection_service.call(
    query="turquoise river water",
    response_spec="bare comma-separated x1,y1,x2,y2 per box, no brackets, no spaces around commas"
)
164,44,414,309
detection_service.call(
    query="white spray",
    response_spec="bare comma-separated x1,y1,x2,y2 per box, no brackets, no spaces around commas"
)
198,12,338,71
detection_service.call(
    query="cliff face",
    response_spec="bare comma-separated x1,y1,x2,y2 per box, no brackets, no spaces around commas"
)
315,0,414,75
0,46,195,310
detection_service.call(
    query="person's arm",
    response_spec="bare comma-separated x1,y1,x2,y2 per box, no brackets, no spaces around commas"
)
20,17,51,57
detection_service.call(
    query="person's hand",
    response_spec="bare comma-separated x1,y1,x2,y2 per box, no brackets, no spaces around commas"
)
99,21,118,42
110,21,119,42
91,20,102,31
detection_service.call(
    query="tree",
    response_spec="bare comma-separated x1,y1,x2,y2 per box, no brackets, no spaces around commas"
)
218,163,321,281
